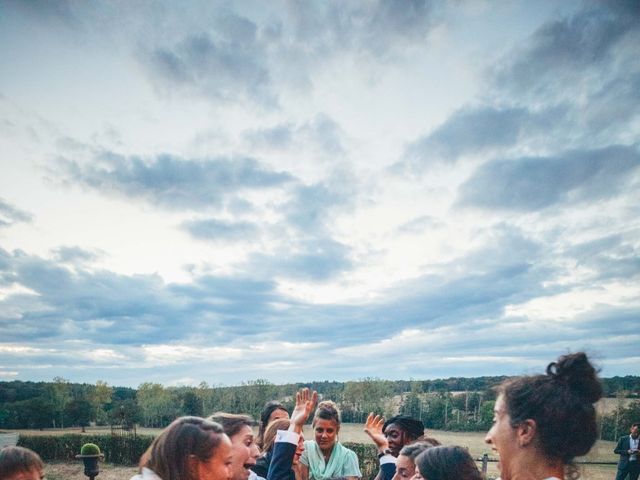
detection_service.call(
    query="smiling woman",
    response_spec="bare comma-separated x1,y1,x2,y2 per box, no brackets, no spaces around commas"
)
208,413,261,480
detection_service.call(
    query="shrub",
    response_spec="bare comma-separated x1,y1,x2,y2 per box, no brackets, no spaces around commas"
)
18,434,154,465
80,443,101,455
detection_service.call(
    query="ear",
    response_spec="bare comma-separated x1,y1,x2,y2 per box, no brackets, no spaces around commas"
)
187,454,200,479
516,419,537,447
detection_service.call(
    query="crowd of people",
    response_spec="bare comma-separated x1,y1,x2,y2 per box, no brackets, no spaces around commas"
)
0,352,636,480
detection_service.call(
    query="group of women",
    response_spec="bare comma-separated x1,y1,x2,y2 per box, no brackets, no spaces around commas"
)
123,351,602,480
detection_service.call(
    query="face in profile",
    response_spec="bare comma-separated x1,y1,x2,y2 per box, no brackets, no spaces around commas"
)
293,434,305,465
229,425,260,480
195,435,233,480
484,395,519,480
392,454,414,480
384,423,409,457
314,418,339,452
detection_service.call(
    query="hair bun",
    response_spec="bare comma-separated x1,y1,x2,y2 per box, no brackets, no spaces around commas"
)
546,352,603,403
317,400,339,413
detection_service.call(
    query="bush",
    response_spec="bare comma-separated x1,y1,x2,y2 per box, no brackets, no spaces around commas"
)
18,434,154,465
80,443,101,455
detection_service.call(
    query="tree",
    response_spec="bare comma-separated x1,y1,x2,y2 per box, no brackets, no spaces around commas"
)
49,377,71,428
90,380,113,425
65,398,93,432
181,389,203,416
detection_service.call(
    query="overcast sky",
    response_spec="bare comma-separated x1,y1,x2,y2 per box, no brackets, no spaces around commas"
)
0,0,638,388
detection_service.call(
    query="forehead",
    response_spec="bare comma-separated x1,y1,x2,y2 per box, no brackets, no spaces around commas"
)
314,418,338,429
7,469,43,480
269,409,288,421
494,395,507,413
231,424,253,441
396,454,414,469
384,424,404,434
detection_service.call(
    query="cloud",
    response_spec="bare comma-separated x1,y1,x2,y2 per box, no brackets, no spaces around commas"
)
248,236,352,281
52,246,101,264
61,151,294,210
491,2,639,102
0,198,33,228
457,145,640,211
140,16,276,107
399,105,568,169
181,218,259,241
244,114,345,156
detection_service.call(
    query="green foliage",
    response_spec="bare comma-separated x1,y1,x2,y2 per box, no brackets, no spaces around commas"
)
80,442,101,455
17,434,153,465
343,442,378,480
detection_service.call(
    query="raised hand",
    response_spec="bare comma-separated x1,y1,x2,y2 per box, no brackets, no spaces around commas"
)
364,412,388,451
290,387,318,432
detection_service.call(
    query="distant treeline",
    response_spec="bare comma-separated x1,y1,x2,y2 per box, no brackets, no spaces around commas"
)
1,376,638,441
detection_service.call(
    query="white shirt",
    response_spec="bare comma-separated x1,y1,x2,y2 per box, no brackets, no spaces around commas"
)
630,435,639,462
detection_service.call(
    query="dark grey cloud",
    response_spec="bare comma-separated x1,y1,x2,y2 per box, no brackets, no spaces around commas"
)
564,234,640,282
141,17,276,107
399,105,568,169
457,145,640,212
0,198,33,228
492,1,639,101
0,247,290,344
181,218,259,241
61,152,293,210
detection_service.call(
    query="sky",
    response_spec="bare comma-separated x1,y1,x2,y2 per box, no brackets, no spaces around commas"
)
0,0,638,388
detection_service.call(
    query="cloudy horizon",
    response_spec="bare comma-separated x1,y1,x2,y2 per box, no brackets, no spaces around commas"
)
1,0,639,388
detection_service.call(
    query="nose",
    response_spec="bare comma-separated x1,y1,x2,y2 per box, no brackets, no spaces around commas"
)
250,443,260,458
484,432,492,444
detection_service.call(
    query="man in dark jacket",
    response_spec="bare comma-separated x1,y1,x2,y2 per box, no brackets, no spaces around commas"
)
615,423,640,480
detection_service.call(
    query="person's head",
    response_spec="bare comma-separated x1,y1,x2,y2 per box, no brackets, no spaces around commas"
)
141,416,232,480
631,423,640,439
414,446,482,480
257,401,289,449
392,439,441,480
312,400,341,453
0,446,44,480
383,415,425,457
209,412,260,480
262,418,305,464
484,352,602,480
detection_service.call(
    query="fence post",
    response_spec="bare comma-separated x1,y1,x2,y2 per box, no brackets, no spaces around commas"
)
482,453,488,477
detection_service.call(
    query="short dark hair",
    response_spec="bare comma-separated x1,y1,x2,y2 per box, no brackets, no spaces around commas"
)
0,446,44,479
383,415,424,440
415,446,482,480
142,416,226,480
208,412,255,438
498,352,602,467
633,423,640,428
257,401,288,449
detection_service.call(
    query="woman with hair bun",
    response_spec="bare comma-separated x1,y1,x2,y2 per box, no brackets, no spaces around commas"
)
485,352,603,480
414,446,482,480
299,400,361,480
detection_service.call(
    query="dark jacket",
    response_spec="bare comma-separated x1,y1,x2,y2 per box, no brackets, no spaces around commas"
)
252,451,273,479
267,441,297,480
614,435,639,470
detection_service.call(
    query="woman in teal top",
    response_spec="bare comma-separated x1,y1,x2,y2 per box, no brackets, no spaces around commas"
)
299,400,361,480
